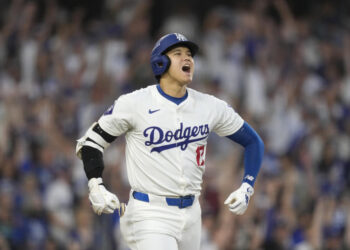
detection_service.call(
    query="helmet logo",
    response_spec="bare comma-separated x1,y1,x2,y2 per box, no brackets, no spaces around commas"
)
175,33,187,41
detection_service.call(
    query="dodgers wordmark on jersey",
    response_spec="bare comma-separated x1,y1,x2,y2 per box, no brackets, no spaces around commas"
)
98,84,244,197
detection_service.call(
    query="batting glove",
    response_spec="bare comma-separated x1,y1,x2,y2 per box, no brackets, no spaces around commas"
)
88,177,120,215
224,182,254,215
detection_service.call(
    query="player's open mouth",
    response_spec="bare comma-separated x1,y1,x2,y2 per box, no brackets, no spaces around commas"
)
182,65,191,73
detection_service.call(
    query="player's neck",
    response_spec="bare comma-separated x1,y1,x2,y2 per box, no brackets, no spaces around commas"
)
159,81,187,98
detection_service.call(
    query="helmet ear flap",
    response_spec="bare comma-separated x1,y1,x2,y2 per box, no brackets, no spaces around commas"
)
151,55,170,79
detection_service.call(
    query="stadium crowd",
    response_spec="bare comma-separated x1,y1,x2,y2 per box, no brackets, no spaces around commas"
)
0,0,349,249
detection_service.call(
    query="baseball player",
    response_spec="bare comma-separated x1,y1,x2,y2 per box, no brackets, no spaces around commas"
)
76,33,264,250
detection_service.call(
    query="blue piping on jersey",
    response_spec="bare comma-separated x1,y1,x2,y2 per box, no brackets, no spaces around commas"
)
226,122,264,187
156,84,188,105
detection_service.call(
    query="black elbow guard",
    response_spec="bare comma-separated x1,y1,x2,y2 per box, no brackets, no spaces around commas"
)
81,146,104,179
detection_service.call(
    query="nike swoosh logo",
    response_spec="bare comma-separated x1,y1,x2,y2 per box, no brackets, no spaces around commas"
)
149,109,160,114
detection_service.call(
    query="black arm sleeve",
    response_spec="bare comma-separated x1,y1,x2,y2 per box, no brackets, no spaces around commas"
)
81,146,104,179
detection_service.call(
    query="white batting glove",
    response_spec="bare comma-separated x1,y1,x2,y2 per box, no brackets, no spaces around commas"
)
224,182,254,215
88,178,120,215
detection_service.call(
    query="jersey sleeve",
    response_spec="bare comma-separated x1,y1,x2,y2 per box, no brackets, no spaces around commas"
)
212,98,244,137
98,95,134,136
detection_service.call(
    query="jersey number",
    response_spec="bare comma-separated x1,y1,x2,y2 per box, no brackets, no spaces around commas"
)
196,145,205,166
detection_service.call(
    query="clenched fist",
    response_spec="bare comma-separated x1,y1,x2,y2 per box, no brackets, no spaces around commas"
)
88,177,120,215
224,182,254,215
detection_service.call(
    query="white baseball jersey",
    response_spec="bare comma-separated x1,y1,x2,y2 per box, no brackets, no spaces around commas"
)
98,84,244,196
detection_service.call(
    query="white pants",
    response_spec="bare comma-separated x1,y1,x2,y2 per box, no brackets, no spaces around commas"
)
120,191,201,250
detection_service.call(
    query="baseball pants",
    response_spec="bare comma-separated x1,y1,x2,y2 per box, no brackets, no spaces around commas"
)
120,191,201,250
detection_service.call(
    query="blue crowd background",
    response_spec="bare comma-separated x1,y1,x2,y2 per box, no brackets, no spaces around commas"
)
0,0,349,249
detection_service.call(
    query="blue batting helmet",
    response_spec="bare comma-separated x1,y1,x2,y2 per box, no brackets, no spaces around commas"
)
150,33,199,80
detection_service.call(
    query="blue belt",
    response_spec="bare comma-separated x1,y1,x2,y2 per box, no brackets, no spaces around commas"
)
132,191,195,209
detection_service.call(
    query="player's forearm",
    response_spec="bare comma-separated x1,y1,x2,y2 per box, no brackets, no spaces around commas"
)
241,133,264,186
81,146,104,179
226,122,264,186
